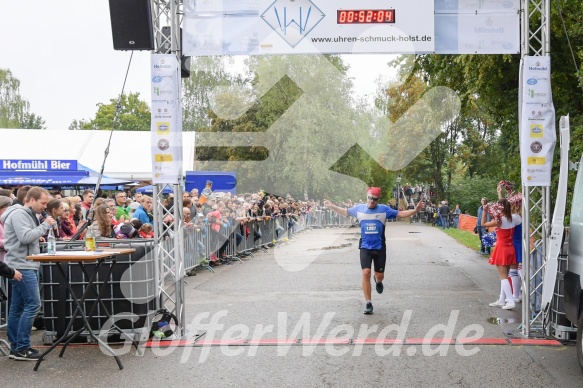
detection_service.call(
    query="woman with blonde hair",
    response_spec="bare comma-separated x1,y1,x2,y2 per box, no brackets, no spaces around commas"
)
59,202,77,239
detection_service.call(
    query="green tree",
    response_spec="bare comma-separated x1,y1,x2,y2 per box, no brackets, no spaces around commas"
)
182,56,245,131
68,119,89,131
79,92,150,131
0,68,45,129
20,112,46,129
196,54,371,200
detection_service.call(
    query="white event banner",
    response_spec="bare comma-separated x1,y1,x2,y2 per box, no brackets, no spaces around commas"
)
520,56,556,187
435,13,519,54
434,0,519,54
434,0,520,13
183,0,435,56
151,54,183,185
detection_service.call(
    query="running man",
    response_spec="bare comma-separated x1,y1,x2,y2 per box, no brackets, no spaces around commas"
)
324,187,423,314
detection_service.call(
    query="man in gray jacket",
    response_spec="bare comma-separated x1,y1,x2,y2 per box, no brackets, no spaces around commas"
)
1,186,55,360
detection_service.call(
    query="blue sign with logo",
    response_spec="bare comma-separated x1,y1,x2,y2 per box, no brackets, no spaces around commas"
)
0,159,78,171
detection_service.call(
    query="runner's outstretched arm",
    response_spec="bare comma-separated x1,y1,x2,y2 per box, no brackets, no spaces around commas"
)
323,200,348,217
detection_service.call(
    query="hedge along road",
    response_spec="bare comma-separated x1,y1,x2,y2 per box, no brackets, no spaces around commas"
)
1,223,580,387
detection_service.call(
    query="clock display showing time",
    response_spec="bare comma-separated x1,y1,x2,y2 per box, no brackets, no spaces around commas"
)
337,10,396,24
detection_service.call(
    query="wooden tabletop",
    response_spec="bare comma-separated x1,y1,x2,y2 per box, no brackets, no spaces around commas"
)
27,248,136,263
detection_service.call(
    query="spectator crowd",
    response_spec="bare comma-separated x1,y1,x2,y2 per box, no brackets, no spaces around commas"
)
0,185,356,268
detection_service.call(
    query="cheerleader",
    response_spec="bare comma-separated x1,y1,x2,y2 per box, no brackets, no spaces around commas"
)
482,198,516,310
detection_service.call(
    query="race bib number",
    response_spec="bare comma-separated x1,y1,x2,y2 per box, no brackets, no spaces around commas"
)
364,222,379,235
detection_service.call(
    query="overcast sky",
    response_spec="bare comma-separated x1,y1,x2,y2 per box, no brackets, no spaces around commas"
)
1,1,396,131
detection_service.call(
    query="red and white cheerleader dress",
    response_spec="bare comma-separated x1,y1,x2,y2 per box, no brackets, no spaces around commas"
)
488,218,516,266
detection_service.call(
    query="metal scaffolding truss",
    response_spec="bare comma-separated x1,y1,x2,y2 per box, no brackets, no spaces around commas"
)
150,0,186,336
144,0,553,338
153,184,185,336
520,0,551,336
151,0,182,55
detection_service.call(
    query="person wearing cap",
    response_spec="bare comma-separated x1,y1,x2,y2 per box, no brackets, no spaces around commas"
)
114,222,135,239
128,200,141,218
201,196,216,216
324,187,423,315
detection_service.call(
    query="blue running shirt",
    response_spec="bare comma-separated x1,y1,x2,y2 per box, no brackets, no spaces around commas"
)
347,204,398,250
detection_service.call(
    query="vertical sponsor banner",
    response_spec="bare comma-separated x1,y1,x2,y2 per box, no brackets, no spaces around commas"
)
520,56,556,186
151,54,183,184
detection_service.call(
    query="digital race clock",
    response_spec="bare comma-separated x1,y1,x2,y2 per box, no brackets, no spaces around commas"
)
337,10,395,24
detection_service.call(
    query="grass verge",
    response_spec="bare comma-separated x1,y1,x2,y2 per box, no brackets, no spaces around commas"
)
441,227,481,251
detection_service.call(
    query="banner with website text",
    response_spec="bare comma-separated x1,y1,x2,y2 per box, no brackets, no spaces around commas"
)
150,54,183,185
183,0,435,55
183,0,520,56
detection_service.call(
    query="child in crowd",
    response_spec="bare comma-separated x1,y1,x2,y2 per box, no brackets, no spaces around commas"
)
115,222,138,239
139,223,154,238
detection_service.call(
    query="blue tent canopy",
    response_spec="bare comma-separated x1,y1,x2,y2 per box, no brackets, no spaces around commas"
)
0,171,89,185
0,171,134,186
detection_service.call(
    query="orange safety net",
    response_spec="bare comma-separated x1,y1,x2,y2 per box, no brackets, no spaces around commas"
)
459,214,477,233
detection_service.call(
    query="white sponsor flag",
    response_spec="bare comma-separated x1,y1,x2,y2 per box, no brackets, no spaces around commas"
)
520,56,556,187
151,54,183,185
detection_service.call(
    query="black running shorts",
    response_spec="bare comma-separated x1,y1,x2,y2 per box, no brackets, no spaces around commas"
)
360,249,386,273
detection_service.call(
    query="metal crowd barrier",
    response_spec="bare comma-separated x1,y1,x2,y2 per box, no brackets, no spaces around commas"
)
178,210,354,273
40,240,157,345
307,209,354,228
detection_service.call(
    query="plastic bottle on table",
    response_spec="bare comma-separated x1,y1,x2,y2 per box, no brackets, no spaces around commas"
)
47,229,57,254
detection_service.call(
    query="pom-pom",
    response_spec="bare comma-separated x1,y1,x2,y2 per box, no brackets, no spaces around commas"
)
481,231,497,248
487,202,504,222
508,193,522,207
498,180,516,196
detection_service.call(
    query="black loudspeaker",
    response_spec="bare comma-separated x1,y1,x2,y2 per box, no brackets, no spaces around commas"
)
181,56,191,78
108,0,155,51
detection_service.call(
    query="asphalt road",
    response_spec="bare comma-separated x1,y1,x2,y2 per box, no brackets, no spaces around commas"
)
1,222,581,387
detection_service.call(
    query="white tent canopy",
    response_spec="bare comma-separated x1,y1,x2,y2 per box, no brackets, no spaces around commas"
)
0,129,196,181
